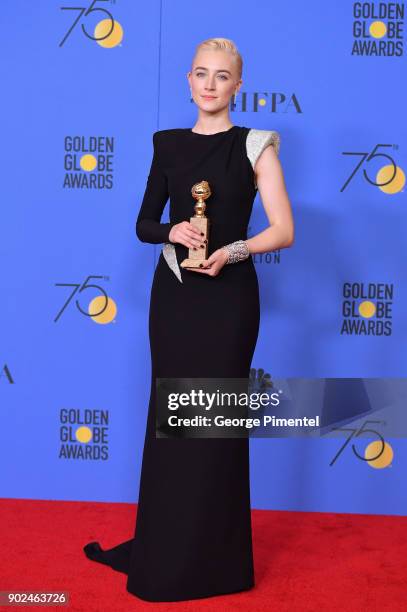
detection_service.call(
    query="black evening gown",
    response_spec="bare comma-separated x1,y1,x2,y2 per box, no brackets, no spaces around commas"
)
83,125,278,602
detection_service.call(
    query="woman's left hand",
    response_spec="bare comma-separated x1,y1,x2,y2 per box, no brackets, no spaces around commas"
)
187,248,229,277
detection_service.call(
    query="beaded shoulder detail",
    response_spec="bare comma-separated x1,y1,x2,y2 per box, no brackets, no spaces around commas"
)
246,129,280,189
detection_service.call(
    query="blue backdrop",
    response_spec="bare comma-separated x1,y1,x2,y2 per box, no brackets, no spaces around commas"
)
1,1,406,515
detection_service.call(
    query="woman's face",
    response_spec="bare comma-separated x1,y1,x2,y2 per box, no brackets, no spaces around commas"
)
188,49,241,112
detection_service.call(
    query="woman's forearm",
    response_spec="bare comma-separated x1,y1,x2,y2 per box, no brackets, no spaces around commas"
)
245,223,294,254
135,219,175,244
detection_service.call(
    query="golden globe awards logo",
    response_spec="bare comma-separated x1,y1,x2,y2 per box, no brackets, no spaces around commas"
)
63,136,114,189
352,2,405,56
341,282,393,335
59,408,109,459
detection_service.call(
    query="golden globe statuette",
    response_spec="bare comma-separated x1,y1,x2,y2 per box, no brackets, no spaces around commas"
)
180,180,211,269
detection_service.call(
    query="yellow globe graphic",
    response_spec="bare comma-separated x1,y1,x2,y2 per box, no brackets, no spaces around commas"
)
377,165,405,194
80,154,97,172
358,301,376,318
369,21,387,38
76,426,93,443
365,440,393,468
259,99,266,106
94,19,123,48
89,296,117,324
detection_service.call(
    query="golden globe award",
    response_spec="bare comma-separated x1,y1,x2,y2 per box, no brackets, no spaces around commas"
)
180,180,211,269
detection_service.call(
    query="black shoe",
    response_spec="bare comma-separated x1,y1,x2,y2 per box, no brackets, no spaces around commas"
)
83,541,109,565
83,540,131,574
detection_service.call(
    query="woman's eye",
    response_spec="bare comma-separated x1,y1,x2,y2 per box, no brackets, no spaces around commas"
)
195,72,228,80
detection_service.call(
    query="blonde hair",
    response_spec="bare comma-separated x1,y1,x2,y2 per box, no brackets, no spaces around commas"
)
193,38,243,80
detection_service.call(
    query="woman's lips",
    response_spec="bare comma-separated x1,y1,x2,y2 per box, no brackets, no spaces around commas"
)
202,95,217,99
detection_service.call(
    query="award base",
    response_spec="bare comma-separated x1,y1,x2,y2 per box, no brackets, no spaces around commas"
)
180,217,210,269
180,259,205,269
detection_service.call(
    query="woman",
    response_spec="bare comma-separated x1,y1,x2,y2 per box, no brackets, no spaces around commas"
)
84,37,294,602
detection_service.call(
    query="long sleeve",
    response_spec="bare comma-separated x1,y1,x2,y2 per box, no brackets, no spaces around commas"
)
135,131,175,244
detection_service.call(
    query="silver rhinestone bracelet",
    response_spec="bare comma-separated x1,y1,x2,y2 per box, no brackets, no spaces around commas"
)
223,240,250,264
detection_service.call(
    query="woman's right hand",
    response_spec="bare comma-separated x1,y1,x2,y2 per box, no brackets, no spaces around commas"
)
169,221,206,250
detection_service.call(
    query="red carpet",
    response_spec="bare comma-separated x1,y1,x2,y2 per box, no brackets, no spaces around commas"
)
1,498,406,611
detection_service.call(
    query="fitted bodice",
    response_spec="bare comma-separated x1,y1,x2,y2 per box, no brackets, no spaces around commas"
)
135,125,280,283
158,126,257,250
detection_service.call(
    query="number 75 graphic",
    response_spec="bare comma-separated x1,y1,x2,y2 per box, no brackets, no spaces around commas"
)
54,275,109,322
59,0,115,47
340,144,398,192
328,420,387,466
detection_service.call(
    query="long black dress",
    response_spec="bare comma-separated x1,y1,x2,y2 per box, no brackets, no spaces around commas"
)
83,124,280,602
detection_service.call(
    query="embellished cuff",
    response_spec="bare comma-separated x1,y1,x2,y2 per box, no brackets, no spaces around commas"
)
222,240,250,264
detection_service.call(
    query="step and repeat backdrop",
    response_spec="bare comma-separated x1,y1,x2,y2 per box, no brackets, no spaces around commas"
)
1,1,406,515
